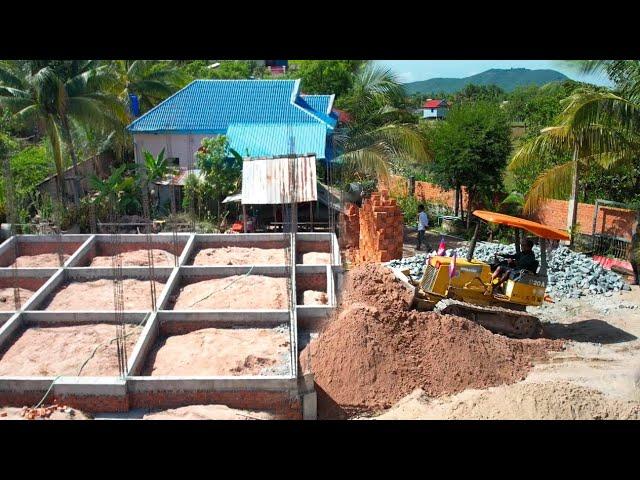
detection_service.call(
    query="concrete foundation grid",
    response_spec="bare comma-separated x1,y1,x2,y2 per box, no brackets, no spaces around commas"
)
0,232,340,419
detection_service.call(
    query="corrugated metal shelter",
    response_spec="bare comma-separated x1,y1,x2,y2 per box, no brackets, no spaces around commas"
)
241,156,317,205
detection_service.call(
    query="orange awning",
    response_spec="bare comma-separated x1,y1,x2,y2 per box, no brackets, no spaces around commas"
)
473,210,570,241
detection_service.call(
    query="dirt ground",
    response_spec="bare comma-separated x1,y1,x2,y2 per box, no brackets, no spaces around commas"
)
368,286,640,420
89,249,175,267
0,287,35,311
171,276,288,310
403,226,466,257
9,253,69,268
301,252,331,265
191,246,286,265
0,323,141,376
44,279,164,310
303,290,328,305
143,326,291,376
143,405,274,420
0,406,89,420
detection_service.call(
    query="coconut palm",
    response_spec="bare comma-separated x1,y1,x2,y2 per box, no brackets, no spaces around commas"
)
334,63,431,183
0,61,67,200
509,82,640,244
107,60,184,116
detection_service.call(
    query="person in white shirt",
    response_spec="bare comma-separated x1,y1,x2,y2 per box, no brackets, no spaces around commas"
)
417,204,429,251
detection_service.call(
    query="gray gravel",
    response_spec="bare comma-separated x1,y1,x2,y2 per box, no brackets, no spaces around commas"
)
388,242,630,299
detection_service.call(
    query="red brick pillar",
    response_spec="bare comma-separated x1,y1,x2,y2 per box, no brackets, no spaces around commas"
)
358,190,404,262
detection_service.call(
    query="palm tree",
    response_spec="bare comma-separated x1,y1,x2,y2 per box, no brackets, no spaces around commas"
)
107,60,184,116
509,82,640,244
0,62,67,201
334,63,430,183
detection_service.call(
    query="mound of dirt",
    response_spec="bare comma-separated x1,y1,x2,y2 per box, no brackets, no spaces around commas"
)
89,249,175,267
372,381,640,420
300,263,563,418
143,405,274,420
0,288,35,311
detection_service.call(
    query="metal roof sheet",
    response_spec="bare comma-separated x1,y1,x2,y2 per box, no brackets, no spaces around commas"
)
241,156,317,205
227,123,326,159
127,79,335,133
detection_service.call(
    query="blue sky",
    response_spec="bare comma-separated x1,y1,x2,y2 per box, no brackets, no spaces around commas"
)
375,60,612,86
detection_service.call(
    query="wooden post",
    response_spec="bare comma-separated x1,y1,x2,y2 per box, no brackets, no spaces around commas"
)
242,204,247,233
310,202,314,232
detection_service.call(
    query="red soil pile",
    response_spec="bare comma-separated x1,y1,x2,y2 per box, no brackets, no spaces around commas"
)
300,263,563,418
10,253,68,268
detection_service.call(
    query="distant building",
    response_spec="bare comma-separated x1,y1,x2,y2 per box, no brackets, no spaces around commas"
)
255,60,289,76
422,99,449,120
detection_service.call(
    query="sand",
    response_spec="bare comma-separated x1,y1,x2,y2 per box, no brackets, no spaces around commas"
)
303,290,328,305
143,326,291,376
191,246,286,265
0,323,141,376
143,405,274,420
44,279,164,311
300,263,563,418
301,252,331,265
171,276,288,310
89,249,176,267
371,381,640,420
0,288,35,311
9,253,69,268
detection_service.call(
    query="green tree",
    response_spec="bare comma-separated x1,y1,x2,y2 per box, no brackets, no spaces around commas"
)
452,84,506,104
335,63,430,183
427,101,512,227
107,60,184,115
194,136,242,220
509,84,640,243
178,60,258,83
288,60,365,100
0,61,126,205
0,62,67,201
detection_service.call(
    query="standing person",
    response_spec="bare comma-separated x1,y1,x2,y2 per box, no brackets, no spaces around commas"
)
631,221,640,286
417,204,429,251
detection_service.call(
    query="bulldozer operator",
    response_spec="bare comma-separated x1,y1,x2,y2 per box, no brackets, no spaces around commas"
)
489,238,538,290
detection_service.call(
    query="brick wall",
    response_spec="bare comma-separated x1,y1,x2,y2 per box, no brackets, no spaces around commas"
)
414,181,469,211
358,190,403,262
532,199,637,240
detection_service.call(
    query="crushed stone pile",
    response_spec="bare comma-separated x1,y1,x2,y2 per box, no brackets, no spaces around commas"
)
388,242,629,299
300,263,562,418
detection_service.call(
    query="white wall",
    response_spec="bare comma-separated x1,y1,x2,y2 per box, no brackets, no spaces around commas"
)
133,133,217,169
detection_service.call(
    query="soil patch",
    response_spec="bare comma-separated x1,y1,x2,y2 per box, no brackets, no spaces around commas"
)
143,405,274,420
44,279,164,311
171,276,288,310
0,288,35,311
143,326,290,376
191,246,286,265
10,253,68,268
0,323,141,376
301,252,331,265
303,290,328,305
90,249,175,267
300,263,563,418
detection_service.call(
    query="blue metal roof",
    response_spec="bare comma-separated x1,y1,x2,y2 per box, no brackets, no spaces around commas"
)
127,79,336,134
226,123,327,159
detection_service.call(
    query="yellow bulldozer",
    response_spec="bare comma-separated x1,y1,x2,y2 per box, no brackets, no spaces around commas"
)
397,210,570,339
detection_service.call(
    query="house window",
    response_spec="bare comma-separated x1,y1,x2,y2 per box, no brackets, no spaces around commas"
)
168,157,180,167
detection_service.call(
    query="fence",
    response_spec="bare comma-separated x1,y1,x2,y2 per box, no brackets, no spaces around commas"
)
386,175,638,260
36,152,115,204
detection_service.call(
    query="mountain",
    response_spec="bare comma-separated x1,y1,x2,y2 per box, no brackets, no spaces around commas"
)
404,68,569,95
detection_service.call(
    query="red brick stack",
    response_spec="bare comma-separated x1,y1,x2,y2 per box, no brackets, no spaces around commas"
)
358,190,403,263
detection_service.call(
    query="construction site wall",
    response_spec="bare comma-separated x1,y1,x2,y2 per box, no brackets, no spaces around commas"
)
388,175,637,239
532,199,637,241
